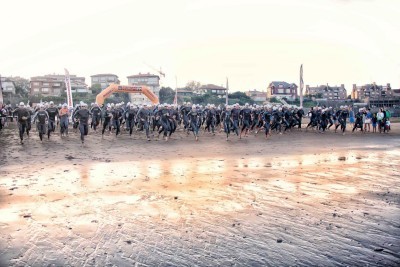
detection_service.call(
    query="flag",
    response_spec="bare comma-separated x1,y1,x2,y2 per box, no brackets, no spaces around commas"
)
299,64,304,108
173,76,178,105
0,75,3,105
64,68,73,108
226,77,229,106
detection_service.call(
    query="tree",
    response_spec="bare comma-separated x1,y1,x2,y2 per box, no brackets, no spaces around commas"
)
185,81,201,92
90,84,102,95
228,91,254,105
159,87,175,103
12,77,30,98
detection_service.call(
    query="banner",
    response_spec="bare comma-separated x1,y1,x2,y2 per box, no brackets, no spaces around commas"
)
173,76,178,105
300,64,304,108
0,76,3,105
226,77,229,106
64,68,73,108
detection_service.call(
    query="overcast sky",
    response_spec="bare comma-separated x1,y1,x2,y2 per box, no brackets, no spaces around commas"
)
1,0,399,92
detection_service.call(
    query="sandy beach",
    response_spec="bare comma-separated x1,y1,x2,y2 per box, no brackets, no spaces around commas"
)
0,124,399,266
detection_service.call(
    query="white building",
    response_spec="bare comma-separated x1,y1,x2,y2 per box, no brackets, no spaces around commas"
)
127,73,160,104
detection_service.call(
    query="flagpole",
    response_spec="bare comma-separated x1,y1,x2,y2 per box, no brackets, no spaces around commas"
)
0,75,3,105
300,64,304,108
225,77,229,106
64,68,74,109
174,76,178,105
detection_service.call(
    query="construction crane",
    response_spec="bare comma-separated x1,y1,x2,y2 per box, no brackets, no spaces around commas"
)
143,62,165,78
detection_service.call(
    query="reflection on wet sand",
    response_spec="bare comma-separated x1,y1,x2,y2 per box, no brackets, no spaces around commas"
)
0,146,399,266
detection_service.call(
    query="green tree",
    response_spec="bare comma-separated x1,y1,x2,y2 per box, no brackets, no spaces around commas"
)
228,91,254,105
90,84,102,95
159,87,175,103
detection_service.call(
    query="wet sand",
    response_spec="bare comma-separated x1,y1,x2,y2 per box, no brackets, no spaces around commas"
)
0,124,399,266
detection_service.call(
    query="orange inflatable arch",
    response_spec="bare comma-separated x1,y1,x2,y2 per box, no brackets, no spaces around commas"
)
95,84,159,105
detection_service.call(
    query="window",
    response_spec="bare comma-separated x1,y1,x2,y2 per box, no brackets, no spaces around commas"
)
33,88,40,92
100,77,106,82
92,77,99,82
53,83,61,86
279,84,283,88
285,89,291,94
33,82,40,86
42,88,49,93
278,89,284,94
43,83,49,86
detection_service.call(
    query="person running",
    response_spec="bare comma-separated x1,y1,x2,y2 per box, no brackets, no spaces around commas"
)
204,104,217,135
90,103,102,131
46,101,59,139
32,105,49,141
73,103,91,144
13,102,31,144
102,105,113,136
222,105,233,141
59,103,70,137
352,108,364,133
111,104,122,136
188,105,201,141
240,103,252,138
137,103,151,141
125,104,136,136
262,105,272,139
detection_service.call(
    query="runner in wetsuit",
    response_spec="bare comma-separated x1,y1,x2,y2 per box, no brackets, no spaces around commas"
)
262,105,272,139
204,104,217,135
111,104,122,136
125,104,136,136
231,104,240,137
45,101,59,139
352,108,364,133
13,102,31,144
73,103,91,144
188,105,201,141
102,105,113,136
240,103,252,138
221,105,233,141
137,104,151,141
90,103,102,131
32,105,49,141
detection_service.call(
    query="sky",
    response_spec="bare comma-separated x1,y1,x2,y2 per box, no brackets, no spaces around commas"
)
0,0,399,92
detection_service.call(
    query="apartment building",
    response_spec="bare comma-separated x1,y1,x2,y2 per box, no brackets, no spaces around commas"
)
90,74,119,90
305,84,347,100
351,83,393,101
127,73,160,104
30,74,89,96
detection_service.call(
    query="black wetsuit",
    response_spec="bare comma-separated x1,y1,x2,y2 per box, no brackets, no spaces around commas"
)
74,109,91,142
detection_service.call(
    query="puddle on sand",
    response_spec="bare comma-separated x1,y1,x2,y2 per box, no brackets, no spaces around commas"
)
0,149,397,225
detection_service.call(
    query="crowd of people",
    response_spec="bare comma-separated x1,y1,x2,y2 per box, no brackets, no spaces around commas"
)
0,101,393,145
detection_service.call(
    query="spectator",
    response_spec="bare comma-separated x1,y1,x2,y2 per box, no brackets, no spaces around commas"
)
364,108,372,132
377,108,385,133
371,113,377,133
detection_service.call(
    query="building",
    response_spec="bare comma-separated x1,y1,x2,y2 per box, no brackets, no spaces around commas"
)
196,84,227,97
352,83,393,101
127,73,160,104
177,88,194,97
267,81,298,100
90,74,119,90
245,90,267,103
305,84,347,100
0,77,16,95
30,74,89,96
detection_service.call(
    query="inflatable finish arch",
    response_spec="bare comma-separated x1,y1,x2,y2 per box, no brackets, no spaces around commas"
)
95,84,159,105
